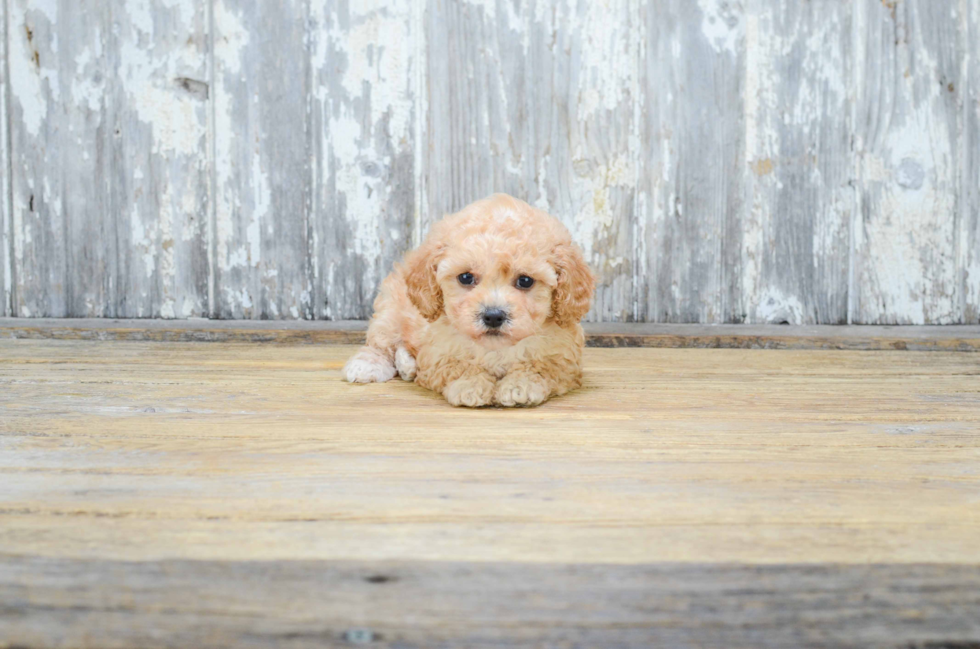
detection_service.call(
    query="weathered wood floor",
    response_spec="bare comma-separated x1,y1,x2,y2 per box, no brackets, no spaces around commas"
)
1,339,979,647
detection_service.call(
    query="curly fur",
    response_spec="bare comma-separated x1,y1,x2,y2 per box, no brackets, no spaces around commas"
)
343,193,596,407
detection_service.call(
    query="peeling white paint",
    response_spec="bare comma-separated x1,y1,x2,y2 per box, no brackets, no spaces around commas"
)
697,0,744,55
464,0,524,34
5,0,977,323
117,2,206,158
313,0,416,316
332,1,414,144
861,106,957,323
213,3,249,76
214,3,249,275
855,2,960,325
754,287,805,325
70,40,104,113
572,0,633,120
10,8,51,137
247,151,267,266
570,153,633,263
533,154,552,213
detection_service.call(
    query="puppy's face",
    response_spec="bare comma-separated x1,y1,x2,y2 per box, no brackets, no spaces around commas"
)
436,240,557,349
404,195,596,346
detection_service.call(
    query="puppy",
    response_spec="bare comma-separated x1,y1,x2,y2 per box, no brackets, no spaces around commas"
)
343,193,595,407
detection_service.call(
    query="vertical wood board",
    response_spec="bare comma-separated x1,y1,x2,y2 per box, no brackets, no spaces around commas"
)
7,0,208,319
212,0,311,319
309,0,417,320
8,0,109,317
424,0,530,222
637,0,746,323
107,0,210,318
852,0,964,324
740,0,852,325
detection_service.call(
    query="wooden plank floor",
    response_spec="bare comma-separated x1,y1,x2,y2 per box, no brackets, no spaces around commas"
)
1,340,979,647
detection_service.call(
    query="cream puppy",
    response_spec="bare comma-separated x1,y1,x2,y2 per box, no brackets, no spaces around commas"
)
344,193,595,407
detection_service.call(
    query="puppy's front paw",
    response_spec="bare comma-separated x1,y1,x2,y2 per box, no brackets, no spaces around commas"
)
395,345,417,381
494,372,550,407
444,374,495,408
343,348,396,383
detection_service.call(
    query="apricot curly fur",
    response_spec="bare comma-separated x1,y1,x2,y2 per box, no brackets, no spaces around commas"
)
342,193,596,407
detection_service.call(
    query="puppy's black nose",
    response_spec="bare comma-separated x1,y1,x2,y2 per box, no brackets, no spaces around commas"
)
482,308,508,329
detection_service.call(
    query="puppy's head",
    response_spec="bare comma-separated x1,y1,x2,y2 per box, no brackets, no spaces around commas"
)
405,194,595,348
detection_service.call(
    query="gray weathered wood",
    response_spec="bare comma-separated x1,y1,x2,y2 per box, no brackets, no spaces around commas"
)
2,557,979,648
212,0,312,319
965,0,980,324
7,0,208,319
309,0,417,320
107,0,210,318
740,0,852,324
2,1,979,324
8,1,109,317
0,0,9,318
423,0,529,226
852,0,964,324
637,0,746,323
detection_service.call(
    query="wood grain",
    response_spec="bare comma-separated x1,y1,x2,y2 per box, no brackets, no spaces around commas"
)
852,0,964,324
212,0,312,319
7,1,209,319
3,2,980,324
8,1,110,318
424,0,528,225
2,557,979,648
741,0,852,325
0,0,9,318
966,0,980,324
1,341,978,565
637,0,746,323
309,0,417,320
0,340,979,645
108,0,211,318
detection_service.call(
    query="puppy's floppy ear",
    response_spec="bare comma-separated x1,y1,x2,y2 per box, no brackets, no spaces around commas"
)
551,241,596,327
404,239,446,322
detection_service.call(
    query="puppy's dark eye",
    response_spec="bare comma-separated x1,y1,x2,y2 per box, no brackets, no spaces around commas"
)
457,272,475,286
516,275,535,289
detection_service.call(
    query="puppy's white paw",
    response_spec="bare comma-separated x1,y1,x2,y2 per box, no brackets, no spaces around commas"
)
395,346,417,381
444,374,495,408
343,348,396,383
494,372,550,407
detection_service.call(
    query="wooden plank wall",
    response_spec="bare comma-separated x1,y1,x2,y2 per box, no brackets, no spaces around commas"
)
3,0,978,324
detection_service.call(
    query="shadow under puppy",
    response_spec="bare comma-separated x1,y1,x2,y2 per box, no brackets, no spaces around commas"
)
344,193,596,407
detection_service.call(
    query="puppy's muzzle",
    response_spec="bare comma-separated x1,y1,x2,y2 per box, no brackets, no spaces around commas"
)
481,308,508,329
